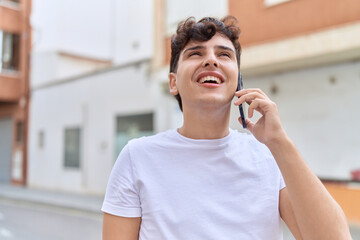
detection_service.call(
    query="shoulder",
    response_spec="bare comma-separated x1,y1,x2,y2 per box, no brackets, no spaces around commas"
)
126,129,177,153
230,128,273,159
128,129,174,146
111,131,175,176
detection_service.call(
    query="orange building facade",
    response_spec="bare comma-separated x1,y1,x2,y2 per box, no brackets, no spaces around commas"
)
229,0,360,46
0,0,31,185
227,0,360,224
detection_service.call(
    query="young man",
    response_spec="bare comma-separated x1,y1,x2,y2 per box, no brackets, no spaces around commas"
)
102,17,351,239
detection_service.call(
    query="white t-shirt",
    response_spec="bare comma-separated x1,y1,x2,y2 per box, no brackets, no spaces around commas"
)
102,129,285,240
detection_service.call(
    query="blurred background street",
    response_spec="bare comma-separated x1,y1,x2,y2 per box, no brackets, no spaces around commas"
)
0,184,103,239
0,200,102,240
1,0,360,239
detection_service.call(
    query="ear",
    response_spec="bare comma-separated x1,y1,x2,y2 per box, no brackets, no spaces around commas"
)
168,72,179,96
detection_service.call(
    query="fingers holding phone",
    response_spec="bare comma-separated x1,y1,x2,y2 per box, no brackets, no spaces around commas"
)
234,86,286,145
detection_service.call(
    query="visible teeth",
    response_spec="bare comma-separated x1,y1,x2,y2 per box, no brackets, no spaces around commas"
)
199,76,221,84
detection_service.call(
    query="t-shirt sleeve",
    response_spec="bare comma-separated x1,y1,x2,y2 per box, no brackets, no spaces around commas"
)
101,144,141,217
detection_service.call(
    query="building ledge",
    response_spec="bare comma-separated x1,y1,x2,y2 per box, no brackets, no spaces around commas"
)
0,3,21,33
31,58,150,91
0,73,21,102
241,21,360,77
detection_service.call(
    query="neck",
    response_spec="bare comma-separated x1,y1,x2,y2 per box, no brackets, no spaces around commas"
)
178,104,231,139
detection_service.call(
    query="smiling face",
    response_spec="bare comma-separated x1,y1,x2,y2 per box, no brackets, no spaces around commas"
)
169,33,239,112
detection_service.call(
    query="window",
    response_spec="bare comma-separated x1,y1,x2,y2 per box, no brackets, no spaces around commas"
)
64,128,81,168
16,121,23,143
0,31,20,73
264,0,292,7
115,113,154,156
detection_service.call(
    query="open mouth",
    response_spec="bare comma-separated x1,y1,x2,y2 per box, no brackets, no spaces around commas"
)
198,76,223,84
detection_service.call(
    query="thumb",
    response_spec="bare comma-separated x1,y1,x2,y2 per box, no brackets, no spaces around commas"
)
244,118,255,132
238,117,255,131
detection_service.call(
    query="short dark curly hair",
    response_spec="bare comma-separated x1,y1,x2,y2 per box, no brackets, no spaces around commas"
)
169,16,242,111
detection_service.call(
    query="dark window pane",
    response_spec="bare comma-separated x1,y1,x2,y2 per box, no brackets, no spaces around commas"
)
116,113,153,132
16,121,23,143
64,128,81,168
115,113,154,156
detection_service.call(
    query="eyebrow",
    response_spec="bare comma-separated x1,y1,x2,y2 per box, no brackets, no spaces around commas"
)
182,45,235,55
216,45,235,53
183,46,205,55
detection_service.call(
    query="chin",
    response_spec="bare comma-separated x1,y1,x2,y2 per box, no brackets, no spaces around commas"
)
198,97,231,109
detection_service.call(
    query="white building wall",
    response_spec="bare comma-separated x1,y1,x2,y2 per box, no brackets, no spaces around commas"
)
31,0,154,86
30,0,112,88
29,0,159,194
55,54,111,80
166,0,228,35
30,51,58,87
31,52,111,88
28,62,165,194
113,0,154,65
31,0,112,59
230,60,360,180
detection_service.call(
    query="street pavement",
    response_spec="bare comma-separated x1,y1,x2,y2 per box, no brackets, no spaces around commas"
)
0,184,104,213
351,224,360,240
0,184,104,239
0,183,359,239
0,199,102,240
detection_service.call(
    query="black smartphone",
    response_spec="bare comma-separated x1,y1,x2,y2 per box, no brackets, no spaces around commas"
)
237,73,246,129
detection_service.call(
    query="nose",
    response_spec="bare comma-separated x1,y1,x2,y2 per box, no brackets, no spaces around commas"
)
203,53,218,68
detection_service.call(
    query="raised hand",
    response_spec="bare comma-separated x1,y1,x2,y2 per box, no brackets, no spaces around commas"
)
234,88,288,146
